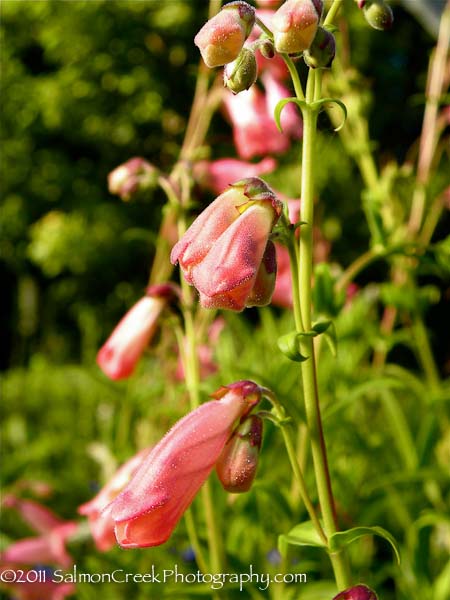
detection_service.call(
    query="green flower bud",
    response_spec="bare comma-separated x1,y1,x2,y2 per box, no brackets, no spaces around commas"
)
303,26,336,69
216,415,263,493
363,0,393,31
224,47,258,94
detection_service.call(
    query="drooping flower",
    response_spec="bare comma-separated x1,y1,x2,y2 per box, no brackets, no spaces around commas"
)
78,449,149,551
171,178,282,311
107,381,263,548
1,496,77,568
195,1,256,68
108,157,158,201
272,0,323,54
193,157,277,195
97,283,176,380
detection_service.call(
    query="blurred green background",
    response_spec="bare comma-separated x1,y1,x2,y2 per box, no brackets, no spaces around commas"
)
1,1,449,599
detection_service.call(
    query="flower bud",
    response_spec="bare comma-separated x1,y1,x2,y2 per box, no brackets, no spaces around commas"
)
108,157,158,201
258,38,276,59
333,584,378,600
224,47,258,94
272,0,323,54
303,26,336,69
194,1,256,68
363,0,393,31
216,415,263,492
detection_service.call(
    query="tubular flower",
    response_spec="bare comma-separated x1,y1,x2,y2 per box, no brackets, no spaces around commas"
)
78,450,149,551
171,178,283,311
107,381,263,548
272,0,323,54
2,495,65,535
193,157,277,195
96,283,176,380
195,1,256,68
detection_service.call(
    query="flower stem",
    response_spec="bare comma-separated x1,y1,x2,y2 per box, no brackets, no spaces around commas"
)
296,65,351,589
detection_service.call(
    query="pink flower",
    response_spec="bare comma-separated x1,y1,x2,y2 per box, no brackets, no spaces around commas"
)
251,10,289,80
97,284,176,380
0,566,75,600
171,178,282,311
107,381,263,548
78,450,149,551
224,86,291,158
195,1,256,68
261,71,302,138
333,584,378,600
273,0,323,53
175,318,225,381
2,495,65,535
193,157,277,195
1,523,77,568
108,157,158,201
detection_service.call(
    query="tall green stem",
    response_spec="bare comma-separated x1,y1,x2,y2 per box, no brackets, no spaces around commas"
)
296,67,351,589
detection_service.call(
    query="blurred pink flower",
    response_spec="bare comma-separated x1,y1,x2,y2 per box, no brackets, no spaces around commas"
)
175,318,225,381
108,157,158,201
193,157,277,195
224,86,291,159
97,283,176,380
0,566,75,600
2,495,65,535
1,522,77,568
171,178,282,311
78,449,149,551
272,197,300,308
108,381,263,548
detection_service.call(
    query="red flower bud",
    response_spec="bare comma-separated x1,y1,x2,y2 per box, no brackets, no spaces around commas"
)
333,584,379,600
216,414,263,492
273,0,323,54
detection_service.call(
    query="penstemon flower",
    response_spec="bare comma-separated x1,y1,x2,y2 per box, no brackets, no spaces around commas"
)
171,178,282,311
106,381,263,548
108,157,158,201
96,283,176,380
78,449,150,551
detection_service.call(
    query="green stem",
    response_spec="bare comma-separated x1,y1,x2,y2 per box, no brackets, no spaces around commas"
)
412,316,441,394
335,247,380,294
297,65,351,589
184,508,209,573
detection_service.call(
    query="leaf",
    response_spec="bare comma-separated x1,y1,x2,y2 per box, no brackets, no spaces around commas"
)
279,520,327,556
274,97,308,132
311,97,347,131
329,526,400,564
277,331,308,362
312,320,332,335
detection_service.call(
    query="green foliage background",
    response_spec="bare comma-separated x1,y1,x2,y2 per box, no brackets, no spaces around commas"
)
1,1,449,599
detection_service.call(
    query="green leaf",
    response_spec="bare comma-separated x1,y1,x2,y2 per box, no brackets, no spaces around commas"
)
277,331,308,362
312,320,332,335
279,520,327,556
311,97,347,131
329,526,400,564
274,97,308,132
324,321,337,357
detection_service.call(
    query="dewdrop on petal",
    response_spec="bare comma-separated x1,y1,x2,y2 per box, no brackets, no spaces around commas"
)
194,1,256,68
224,47,258,94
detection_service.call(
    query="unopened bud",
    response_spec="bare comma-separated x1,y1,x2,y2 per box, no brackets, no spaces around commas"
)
333,584,378,600
273,0,323,54
216,415,263,492
108,158,159,201
303,26,336,69
224,47,258,94
258,38,275,59
194,1,256,68
363,0,393,31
